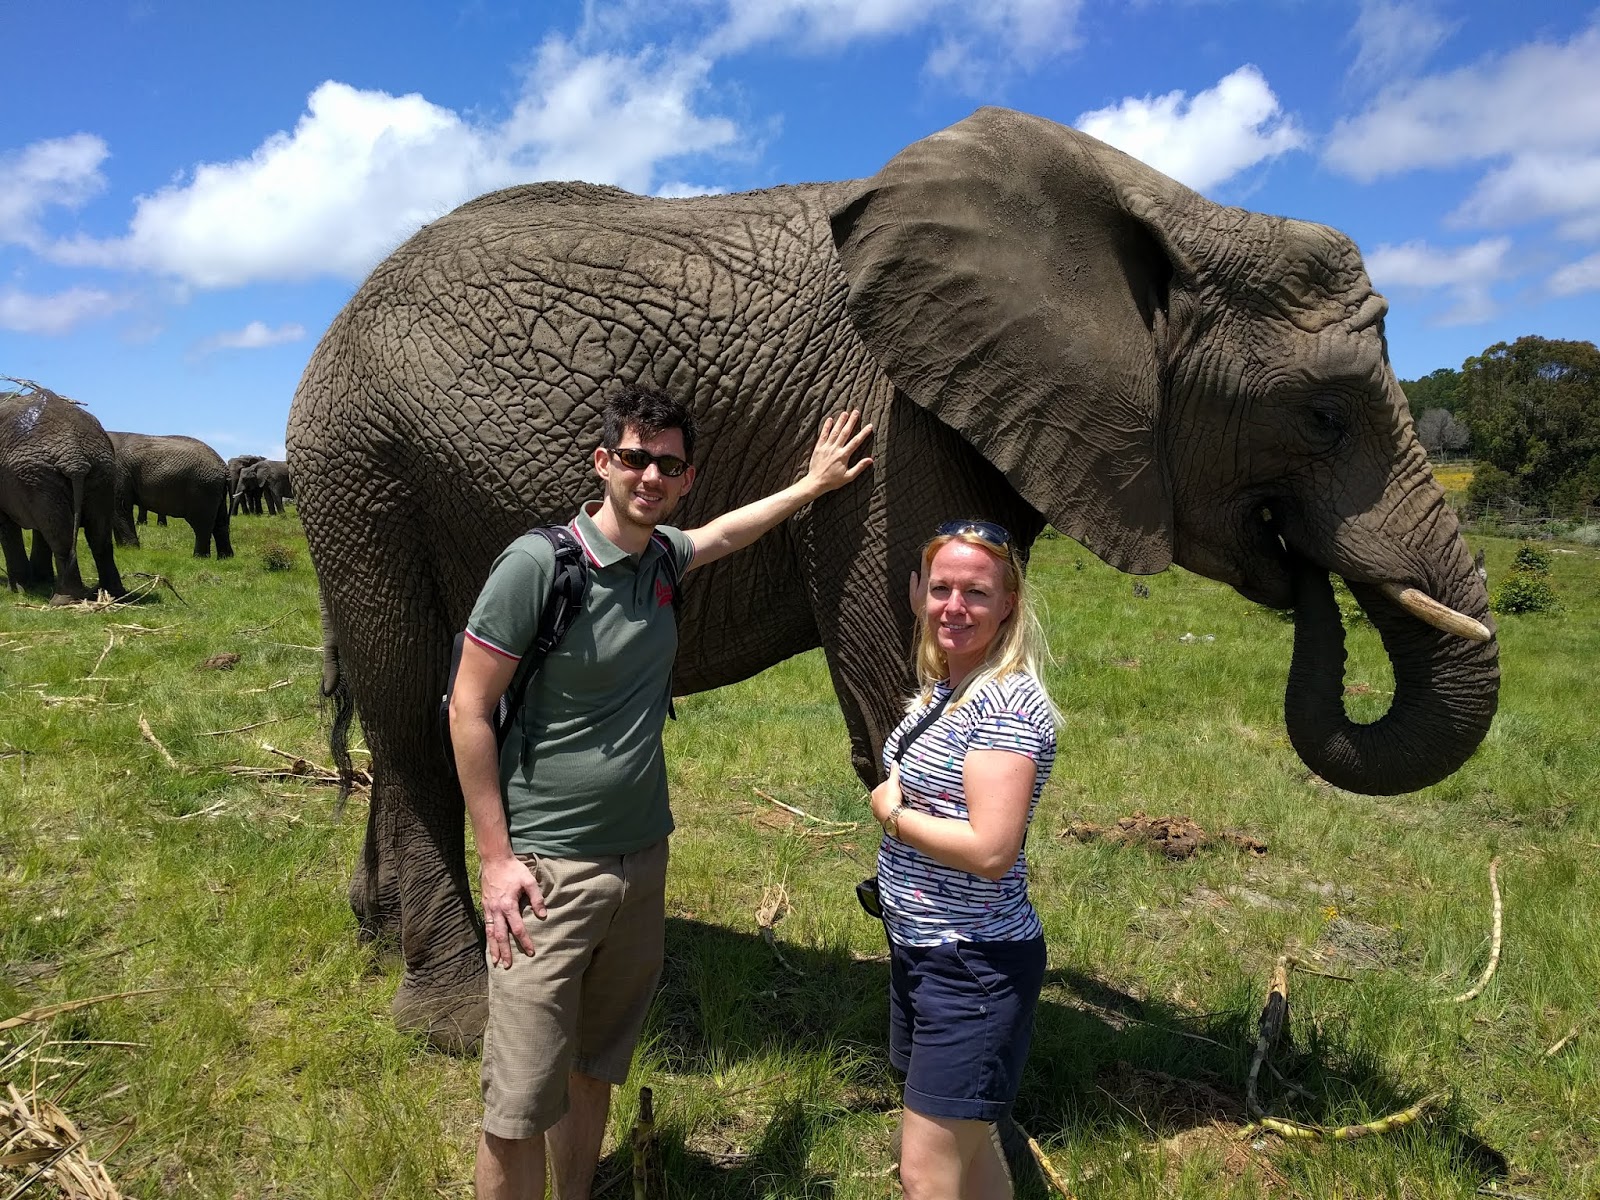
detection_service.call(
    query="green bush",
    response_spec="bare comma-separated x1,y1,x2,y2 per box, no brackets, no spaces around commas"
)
1492,572,1561,615
260,542,297,572
1513,543,1553,575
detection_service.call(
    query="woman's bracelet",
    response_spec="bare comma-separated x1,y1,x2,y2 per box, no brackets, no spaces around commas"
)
882,802,905,839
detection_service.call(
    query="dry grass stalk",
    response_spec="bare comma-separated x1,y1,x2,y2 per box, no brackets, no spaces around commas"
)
1018,1126,1076,1198
752,787,857,831
1247,1092,1443,1141
1544,1027,1579,1057
0,989,174,1035
755,885,803,975
239,679,292,695
136,716,179,770
1245,955,1289,1118
1287,955,1355,982
1446,857,1503,1003
87,635,115,679
0,1082,128,1199
198,717,287,737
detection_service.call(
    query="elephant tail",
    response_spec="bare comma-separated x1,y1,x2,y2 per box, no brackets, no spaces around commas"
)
320,589,358,819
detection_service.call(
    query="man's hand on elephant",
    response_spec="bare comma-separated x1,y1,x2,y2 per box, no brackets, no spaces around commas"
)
803,409,874,494
480,855,546,968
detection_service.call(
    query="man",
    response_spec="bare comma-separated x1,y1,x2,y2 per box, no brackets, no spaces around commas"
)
451,383,872,1200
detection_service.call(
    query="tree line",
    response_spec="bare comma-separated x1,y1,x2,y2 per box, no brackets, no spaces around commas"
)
1400,336,1600,518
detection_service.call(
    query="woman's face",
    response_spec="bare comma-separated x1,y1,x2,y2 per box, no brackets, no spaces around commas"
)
924,540,1016,669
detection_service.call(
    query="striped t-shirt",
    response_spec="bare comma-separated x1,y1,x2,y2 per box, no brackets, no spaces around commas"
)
876,672,1057,946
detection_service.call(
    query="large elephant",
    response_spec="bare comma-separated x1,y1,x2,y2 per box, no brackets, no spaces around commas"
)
227,454,265,515
233,458,292,516
0,387,127,603
287,107,1499,1048
109,432,233,558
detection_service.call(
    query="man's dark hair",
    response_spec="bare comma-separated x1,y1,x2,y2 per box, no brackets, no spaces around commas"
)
601,383,697,462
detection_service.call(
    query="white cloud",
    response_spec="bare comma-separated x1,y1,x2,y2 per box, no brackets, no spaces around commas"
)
0,284,127,335
1450,152,1600,240
1549,252,1600,297
191,320,307,357
1074,66,1306,192
1365,237,1510,326
0,134,109,247
1325,21,1600,181
1347,0,1454,90
706,0,1083,85
654,181,726,198
44,38,737,289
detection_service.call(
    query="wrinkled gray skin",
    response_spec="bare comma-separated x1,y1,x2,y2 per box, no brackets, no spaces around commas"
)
227,454,265,516
288,107,1499,1049
109,432,233,558
0,389,126,603
233,458,293,516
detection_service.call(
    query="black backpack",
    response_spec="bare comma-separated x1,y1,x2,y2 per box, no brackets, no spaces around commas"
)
439,524,681,778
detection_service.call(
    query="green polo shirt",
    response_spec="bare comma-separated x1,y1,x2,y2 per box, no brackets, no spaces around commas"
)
464,503,695,856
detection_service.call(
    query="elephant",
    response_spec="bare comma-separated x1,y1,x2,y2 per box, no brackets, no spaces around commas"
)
233,458,292,516
0,387,127,603
286,106,1499,1049
227,454,266,516
109,432,233,558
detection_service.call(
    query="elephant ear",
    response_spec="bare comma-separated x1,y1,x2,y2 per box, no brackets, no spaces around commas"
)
831,106,1197,574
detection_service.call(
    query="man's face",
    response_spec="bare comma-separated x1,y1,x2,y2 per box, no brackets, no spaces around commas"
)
594,423,696,531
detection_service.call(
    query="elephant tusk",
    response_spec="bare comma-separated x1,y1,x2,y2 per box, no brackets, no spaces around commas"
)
1378,583,1492,643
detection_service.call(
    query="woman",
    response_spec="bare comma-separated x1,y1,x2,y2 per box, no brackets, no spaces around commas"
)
869,519,1059,1199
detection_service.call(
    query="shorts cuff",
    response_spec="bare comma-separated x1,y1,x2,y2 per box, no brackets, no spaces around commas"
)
903,1083,1010,1124
482,1101,565,1141
572,1055,631,1086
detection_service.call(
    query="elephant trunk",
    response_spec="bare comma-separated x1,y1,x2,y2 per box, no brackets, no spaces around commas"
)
1283,557,1499,795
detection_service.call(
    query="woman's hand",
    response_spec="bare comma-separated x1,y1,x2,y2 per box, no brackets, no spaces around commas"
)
869,763,903,825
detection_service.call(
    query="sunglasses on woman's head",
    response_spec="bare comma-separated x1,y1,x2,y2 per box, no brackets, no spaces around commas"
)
935,518,1013,549
606,446,691,477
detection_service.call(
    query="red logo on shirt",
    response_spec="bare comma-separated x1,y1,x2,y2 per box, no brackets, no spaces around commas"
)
656,579,674,607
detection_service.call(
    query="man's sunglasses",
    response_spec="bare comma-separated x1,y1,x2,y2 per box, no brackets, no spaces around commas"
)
606,446,691,477
935,518,1013,549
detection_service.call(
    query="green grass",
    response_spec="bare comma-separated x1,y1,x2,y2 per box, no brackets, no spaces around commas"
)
3,518,1597,1198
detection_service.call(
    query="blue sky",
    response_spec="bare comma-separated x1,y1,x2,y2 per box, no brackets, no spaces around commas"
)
3,1,1597,459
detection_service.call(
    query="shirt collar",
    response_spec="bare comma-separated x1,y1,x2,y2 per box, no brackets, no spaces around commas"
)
574,500,645,569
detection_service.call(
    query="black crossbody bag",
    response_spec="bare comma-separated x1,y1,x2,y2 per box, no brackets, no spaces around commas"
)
856,690,952,919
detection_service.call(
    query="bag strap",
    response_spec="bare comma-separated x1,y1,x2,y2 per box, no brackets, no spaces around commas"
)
891,689,952,764
502,525,590,725
649,530,684,720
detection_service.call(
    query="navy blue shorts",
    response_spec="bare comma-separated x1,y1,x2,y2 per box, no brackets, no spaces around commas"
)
888,936,1046,1122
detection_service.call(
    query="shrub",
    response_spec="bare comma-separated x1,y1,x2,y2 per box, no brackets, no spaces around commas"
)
1513,544,1552,575
260,542,297,572
1570,523,1600,548
1492,573,1561,615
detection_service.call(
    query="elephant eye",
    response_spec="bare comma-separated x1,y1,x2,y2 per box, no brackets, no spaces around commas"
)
1306,403,1349,445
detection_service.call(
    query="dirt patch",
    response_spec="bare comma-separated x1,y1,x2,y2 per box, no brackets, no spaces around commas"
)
1097,1060,1243,1129
1313,916,1407,970
1064,811,1268,860
198,652,240,670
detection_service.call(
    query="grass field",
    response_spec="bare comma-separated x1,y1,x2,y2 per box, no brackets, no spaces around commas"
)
3,515,1596,1198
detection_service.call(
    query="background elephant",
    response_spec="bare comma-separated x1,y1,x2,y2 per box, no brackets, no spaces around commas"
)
109,432,233,558
233,458,292,516
0,386,126,603
227,454,265,515
287,106,1499,1048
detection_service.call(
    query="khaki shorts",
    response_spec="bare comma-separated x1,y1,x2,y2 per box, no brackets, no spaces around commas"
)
481,837,669,1140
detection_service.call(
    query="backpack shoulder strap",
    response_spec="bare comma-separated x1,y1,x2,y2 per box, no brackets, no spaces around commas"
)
503,524,591,720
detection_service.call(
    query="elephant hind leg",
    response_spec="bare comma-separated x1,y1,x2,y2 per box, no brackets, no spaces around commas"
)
213,501,234,559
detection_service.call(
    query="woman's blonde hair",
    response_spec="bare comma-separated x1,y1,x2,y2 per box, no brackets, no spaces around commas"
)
908,525,1060,723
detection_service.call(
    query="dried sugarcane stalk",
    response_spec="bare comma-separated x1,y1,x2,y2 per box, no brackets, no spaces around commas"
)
1245,955,1289,1117
1447,857,1502,1004
137,716,179,770
631,1086,655,1200
1022,1130,1076,1197
1248,1092,1443,1141
1544,1027,1579,1057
